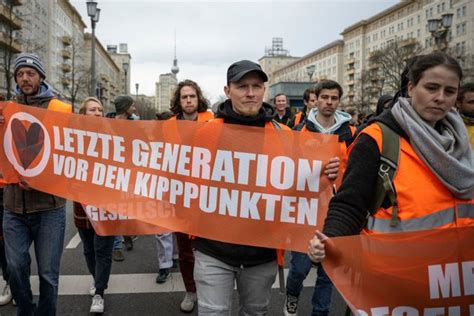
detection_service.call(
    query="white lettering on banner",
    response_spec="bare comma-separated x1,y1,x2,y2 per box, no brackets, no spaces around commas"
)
52,154,88,181
130,141,321,193
85,205,129,221
462,261,474,295
357,305,473,316
53,126,126,161
91,162,130,191
132,174,317,225
428,262,474,299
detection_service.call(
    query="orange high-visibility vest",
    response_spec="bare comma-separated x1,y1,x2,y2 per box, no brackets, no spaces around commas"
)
299,124,355,172
294,112,304,125
361,123,474,234
47,99,73,113
169,111,214,122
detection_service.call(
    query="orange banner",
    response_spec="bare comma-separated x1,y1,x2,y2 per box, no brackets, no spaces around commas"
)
324,227,474,315
0,102,340,252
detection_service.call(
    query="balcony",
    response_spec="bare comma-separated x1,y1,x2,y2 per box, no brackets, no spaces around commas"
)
61,49,71,59
345,58,355,65
62,78,71,86
12,0,25,5
0,4,24,29
61,35,72,46
400,38,417,47
348,90,355,97
346,80,355,86
62,63,72,73
346,68,355,75
0,31,21,53
100,74,109,82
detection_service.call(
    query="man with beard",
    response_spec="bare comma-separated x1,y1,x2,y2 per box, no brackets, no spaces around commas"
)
158,80,212,313
457,82,474,148
169,79,213,122
0,53,71,315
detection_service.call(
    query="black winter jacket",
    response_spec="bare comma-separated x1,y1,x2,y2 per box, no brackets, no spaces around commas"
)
194,100,278,267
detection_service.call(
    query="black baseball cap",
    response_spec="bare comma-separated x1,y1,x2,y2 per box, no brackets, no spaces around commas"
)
227,60,268,83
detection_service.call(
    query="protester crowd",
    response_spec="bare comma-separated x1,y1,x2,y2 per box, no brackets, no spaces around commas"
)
0,51,472,316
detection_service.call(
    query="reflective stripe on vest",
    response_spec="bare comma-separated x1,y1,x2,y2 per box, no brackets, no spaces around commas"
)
458,203,474,219
367,207,455,233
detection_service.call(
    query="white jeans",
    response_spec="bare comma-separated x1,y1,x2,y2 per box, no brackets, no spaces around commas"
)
154,233,177,269
194,250,277,316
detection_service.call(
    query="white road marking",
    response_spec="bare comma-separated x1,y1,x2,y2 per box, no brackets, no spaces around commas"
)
25,268,317,295
65,233,82,249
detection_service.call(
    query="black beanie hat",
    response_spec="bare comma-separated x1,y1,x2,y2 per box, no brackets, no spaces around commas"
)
114,95,134,115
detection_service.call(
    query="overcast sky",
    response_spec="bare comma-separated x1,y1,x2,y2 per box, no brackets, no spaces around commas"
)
71,0,399,103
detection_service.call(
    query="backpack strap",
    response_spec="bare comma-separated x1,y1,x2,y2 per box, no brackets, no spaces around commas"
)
369,122,400,227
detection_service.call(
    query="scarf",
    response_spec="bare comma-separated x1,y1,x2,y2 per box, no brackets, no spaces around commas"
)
391,98,474,200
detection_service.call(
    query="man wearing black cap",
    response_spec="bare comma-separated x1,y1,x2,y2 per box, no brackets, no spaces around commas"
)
193,60,339,315
0,53,71,315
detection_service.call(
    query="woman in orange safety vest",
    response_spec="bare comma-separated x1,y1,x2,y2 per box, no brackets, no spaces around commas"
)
308,52,474,262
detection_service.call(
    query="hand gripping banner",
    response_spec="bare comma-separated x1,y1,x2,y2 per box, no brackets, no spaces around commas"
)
0,102,340,252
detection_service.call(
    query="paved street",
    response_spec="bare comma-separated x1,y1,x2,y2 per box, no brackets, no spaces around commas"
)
0,202,348,315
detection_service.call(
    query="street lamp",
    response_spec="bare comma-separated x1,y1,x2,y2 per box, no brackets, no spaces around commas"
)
122,62,129,94
87,1,100,96
135,83,139,99
427,13,453,52
306,65,316,81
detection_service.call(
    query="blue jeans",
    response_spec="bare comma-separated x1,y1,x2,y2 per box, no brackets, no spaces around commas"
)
3,207,65,316
286,251,333,316
78,228,115,294
113,236,123,250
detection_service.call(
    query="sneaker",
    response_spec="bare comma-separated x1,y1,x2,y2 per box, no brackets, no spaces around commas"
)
180,292,197,313
0,283,12,305
89,285,96,297
90,294,104,313
124,236,134,251
113,249,125,262
155,268,170,284
283,294,298,315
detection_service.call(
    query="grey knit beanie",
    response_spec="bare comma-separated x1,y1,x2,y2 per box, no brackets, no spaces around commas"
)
14,53,46,80
114,95,134,115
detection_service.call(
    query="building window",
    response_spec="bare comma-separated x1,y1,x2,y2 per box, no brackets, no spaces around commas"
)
457,7,461,17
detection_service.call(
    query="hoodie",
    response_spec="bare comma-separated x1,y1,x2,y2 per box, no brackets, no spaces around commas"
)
301,108,354,147
15,81,56,108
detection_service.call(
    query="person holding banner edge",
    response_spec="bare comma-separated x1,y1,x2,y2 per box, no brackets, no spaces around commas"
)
0,53,72,316
308,52,474,285
193,60,340,315
73,97,116,314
